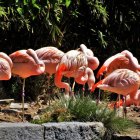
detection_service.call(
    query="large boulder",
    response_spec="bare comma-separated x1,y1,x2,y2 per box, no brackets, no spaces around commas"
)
43,122,105,140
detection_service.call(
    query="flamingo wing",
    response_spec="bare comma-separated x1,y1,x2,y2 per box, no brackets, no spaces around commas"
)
96,53,125,78
36,47,64,64
9,50,34,63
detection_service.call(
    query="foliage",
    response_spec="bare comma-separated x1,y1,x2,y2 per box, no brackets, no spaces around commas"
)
31,96,135,139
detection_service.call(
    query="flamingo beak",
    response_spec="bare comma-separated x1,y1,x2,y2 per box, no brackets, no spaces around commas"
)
91,80,103,92
96,65,106,79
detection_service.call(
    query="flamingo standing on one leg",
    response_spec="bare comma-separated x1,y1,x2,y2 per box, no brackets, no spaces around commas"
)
9,49,45,121
35,46,64,104
55,44,99,98
91,69,140,117
0,52,13,80
36,46,64,75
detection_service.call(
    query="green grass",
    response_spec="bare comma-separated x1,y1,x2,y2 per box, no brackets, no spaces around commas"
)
31,95,136,139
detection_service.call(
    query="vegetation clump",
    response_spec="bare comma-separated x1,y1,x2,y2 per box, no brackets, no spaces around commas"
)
31,96,136,139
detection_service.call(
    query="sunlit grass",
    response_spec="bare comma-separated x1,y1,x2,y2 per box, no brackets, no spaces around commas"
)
31,95,136,139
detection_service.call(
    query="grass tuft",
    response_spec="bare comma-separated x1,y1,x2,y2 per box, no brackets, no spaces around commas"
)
31,95,136,139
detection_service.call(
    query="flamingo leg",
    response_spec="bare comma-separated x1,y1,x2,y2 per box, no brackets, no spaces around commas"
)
82,84,85,97
97,75,102,105
22,78,25,122
123,96,127,118
117,94,121,117
47,75,51,106
71,80,75,97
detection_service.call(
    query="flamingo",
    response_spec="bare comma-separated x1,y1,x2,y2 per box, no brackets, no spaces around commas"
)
9,48,45,121
0,52,13,80
35,46,65,103
35,46,64,75
97,50,140,78
96,50,140,106
55,44,99,98
74,44,99,93
91,69,140,117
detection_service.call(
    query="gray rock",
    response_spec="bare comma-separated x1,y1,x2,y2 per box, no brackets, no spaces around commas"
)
0,122,44,140
43,122,105,140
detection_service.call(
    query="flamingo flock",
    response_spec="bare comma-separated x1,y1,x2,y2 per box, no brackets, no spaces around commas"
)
0,45,140,120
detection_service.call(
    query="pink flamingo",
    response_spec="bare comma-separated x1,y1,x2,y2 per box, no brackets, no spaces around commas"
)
97,50,140,78
36,46,64,75
96,50,140,105
35,46,65,104
92,69,140,117
0,52,13,80
9,49,45,121
55,44,99,97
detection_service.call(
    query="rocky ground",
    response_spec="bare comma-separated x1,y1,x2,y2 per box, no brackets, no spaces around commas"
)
0,99,140,136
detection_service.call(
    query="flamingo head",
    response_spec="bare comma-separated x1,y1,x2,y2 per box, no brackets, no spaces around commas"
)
88,57,100,70
91,80,103,92
37,61,45,73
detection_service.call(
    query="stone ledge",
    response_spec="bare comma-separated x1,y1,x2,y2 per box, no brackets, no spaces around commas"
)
0,122,139,140
42,122,105,140
0,122,44,140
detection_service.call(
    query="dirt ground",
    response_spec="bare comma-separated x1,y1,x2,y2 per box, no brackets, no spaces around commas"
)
0,100,140,136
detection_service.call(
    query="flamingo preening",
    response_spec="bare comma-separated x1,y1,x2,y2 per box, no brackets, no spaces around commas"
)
55,44,99,98
9,48,45,121
92,69,140,117
35,46,65,104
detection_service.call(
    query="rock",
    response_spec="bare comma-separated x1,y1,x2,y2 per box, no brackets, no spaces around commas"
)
43,122,106,140
0,99,14,104
0,123,44,140
10,103,29,110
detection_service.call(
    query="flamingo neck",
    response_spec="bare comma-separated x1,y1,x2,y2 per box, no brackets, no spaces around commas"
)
26,49,42,64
